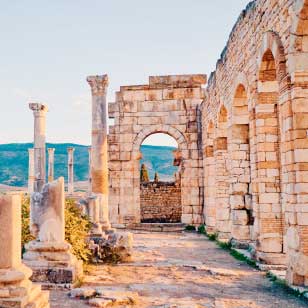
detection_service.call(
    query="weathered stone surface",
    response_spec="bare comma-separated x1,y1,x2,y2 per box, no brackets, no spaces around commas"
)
0,194,49,307
30,177,65,242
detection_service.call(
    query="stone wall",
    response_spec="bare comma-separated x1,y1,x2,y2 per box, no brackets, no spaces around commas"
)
140,181,181,223
106,0,308,287
108,74,206,226
201,0,308,286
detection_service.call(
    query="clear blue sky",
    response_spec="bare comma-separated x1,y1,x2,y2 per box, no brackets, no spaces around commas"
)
0,0,249,146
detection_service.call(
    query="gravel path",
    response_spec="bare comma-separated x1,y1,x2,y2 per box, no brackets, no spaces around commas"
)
50,231,308,307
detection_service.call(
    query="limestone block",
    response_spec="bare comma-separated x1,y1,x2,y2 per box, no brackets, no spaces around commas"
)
297,213,308,225
230,195,245,209
232,183,248,195
232,210,249,225
259,193,279,204
286,226,300,251
258,237,282,253
216,209,230,221
231,225,250,240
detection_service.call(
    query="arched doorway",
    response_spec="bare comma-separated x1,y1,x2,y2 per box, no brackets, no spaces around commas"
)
256,47,283,259
139,133,181,223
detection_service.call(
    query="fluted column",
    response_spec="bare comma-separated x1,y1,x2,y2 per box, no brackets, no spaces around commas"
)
67,147,75,195
28,148,35,193
48,148,55,182
29,103,48,192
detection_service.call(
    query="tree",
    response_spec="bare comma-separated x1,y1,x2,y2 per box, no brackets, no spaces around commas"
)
140,163,149,182
154,172,159,182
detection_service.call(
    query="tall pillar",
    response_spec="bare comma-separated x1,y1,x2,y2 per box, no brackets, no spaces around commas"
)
0,194,49,307
86,75,109,195
88,146,92,194
28,148,35,193
87,75,110,229
29,103,48,192
48,148,55,182
67,147,75,194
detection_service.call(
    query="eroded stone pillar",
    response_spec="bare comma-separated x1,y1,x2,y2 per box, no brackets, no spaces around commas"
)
24,177,83,285
29,103,48,192
0,194,49,307
28,148,35,193
48,147,55,182
67,147,75,194
87,75,110,228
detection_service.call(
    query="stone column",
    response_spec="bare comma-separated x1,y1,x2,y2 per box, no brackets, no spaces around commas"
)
23,177,83,285
88,146,92,194
67,147,75,194
29,103,48,192
0,194,49,307
48,148,55,182
87,75,110,229
28,148,35,193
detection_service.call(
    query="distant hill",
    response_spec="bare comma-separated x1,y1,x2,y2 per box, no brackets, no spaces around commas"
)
0,143,178,187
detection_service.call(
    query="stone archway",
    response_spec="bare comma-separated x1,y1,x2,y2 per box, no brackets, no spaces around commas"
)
132,126,188,224
108,74,206,226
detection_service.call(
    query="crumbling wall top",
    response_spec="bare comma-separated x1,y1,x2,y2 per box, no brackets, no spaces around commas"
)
149,74,207,89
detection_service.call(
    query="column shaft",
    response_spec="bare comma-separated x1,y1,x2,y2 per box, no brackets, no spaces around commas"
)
67,147,75,194
48,148,55,182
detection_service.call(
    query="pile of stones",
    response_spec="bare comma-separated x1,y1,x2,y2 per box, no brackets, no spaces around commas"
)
89,230,133,264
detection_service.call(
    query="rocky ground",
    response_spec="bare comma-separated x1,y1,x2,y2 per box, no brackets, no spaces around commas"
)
50,231,307,307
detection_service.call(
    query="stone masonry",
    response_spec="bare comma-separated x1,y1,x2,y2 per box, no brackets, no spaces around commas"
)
108,74,206,226
140,181,181,223
104,0,308,288
199,0,308,287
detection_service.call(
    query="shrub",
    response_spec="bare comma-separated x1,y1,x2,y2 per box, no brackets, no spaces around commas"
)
185,225,196,231
21,196,91,262
65,199,91,262
197,224,206,234
21,196,34,253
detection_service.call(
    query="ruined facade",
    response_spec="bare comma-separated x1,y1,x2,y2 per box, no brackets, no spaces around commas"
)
200,0,308,286
106,0,308,287
108,75,206,226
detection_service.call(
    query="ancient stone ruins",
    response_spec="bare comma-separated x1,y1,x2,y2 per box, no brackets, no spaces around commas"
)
1,0,308,306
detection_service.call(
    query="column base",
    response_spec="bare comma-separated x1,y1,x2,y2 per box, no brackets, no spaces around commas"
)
23,241,83,288
256,251,286,266
0,264,49,308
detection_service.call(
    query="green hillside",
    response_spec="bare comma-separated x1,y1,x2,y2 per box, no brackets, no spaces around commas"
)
0,143,178,187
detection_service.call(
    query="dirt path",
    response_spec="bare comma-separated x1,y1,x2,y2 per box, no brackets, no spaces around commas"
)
50,231,307,307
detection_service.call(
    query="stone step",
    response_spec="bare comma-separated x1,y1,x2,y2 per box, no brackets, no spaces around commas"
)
129,223,185,232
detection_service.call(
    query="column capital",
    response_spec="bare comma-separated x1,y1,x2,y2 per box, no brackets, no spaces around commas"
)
67,147,75,152
87,75,109,96
48,148,55,153
29,102,48,115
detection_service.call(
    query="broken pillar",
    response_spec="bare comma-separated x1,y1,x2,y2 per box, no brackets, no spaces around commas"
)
0,194,49,307
23,177,83,287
